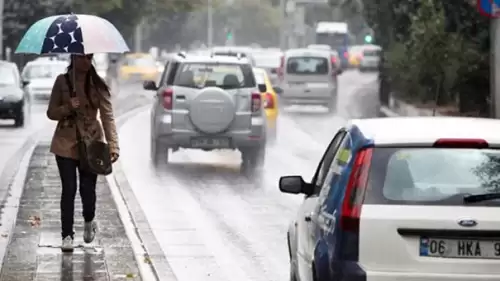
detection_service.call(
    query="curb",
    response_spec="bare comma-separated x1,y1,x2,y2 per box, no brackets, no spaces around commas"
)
105,105,178,281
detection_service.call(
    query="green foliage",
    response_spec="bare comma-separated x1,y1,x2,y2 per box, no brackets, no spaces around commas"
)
361,0,489,115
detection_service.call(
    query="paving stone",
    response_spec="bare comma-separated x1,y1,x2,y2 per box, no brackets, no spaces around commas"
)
0,145,142,280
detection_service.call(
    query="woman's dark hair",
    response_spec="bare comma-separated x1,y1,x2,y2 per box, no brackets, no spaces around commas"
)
67,57,110,96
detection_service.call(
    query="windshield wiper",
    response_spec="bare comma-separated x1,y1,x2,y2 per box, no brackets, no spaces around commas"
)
463,193,500,203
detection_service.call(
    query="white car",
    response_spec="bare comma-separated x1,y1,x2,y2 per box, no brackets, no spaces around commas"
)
22,59,68,100
280,117,500,281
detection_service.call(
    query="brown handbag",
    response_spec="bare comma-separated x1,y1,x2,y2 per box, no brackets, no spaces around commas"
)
64,74,112,175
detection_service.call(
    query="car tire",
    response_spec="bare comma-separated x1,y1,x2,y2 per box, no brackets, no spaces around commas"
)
240,146,265,176
14,109,24,128
151,138,169,168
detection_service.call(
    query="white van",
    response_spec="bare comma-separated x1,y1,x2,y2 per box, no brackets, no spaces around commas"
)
277,48,342,112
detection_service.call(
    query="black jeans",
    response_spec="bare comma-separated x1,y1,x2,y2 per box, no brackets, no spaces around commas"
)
55,155,98,239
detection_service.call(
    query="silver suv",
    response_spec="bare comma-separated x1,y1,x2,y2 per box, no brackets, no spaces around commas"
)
143,53,267,174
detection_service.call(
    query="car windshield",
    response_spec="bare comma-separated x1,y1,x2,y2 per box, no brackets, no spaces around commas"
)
286,56,329,75
174,63,255,89
367,148,500,206
24,64,66,79
0,65,16,85
126,56,156,67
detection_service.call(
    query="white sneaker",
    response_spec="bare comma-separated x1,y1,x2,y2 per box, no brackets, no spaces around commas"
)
61,236,74,252
83,221,97,243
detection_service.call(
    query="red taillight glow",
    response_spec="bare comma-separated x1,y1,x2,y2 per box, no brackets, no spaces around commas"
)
163,88,173,109
433,138,488,148
251,92,261,112
263,93,274,109
343,51,349,58
331,56,337,64
340,148,373,233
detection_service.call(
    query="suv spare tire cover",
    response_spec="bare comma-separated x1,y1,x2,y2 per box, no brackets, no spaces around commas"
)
189,87,236,134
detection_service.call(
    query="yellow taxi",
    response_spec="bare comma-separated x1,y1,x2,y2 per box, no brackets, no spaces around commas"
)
348,46,364,67
120,53,159,82
253,67,279,141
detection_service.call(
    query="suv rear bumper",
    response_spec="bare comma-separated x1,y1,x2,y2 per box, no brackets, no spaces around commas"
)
155,114,266,150
364,271,500,281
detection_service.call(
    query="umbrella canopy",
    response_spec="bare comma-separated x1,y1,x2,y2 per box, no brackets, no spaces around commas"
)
15,14,129,55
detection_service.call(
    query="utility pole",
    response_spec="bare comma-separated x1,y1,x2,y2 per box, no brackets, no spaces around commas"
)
0,0,4,59
492,18,500,118
279,0,286,50
134,20,143,53
207,0,213,47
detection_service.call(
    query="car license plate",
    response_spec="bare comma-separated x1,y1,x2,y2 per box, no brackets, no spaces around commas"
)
191,137,230,148
420,237,500,259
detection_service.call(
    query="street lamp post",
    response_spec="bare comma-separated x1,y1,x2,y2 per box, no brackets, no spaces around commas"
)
207,0,213,47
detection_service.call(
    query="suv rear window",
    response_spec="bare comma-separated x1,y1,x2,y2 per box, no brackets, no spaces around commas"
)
366,148,500,206
286,56,329,75
174,63,256,89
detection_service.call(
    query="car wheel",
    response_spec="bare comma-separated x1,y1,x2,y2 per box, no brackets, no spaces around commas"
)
240,146,265,176
14,109,24,128
151,138,169,168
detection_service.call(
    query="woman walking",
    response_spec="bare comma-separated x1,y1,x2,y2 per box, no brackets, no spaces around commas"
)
47,53,119,252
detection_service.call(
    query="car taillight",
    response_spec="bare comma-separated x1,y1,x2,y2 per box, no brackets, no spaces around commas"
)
343,51,349,58
251,92,261,112
433,138,488,148
263,93,274,109
163,88,173,109
340,148,373,233
331,56,337,64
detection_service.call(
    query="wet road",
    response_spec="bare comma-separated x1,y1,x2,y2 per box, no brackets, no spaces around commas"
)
117,70,378,281
0,101,51,199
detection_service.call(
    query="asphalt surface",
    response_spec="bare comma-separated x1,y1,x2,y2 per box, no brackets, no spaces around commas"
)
115,70,379,281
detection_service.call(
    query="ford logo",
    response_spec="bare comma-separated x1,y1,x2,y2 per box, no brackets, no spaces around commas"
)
457,218,477,227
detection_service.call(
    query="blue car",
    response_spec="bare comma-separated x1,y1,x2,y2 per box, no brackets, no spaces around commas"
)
280,117,500,281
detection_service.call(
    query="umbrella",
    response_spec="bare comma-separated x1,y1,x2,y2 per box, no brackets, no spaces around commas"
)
15,14,129,55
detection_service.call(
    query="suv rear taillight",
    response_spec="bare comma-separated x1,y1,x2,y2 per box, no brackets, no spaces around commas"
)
163,88,173,109
340,148,373,233
263,93,274,109
251,92,261,112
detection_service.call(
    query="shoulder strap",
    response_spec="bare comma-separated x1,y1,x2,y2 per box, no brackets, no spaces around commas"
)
63,73,76,97
64,73,82,140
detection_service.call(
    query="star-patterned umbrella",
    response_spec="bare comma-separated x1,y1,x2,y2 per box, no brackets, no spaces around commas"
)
15,14,129,55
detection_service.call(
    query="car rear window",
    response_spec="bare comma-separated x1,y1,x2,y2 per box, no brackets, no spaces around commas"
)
174,62,256,89
286,56,329,75
365,148,500,206
363,49,381,57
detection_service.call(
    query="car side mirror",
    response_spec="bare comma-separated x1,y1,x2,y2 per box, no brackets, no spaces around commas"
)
143,80,157,91
22,80,29,87
273,86,283,95
279,176,311,195
257,84,266,93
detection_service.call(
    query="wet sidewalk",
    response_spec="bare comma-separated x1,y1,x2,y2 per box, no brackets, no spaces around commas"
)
0,145,143,281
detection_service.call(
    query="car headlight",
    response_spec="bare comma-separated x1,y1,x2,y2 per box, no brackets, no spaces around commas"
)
3,94,23,102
